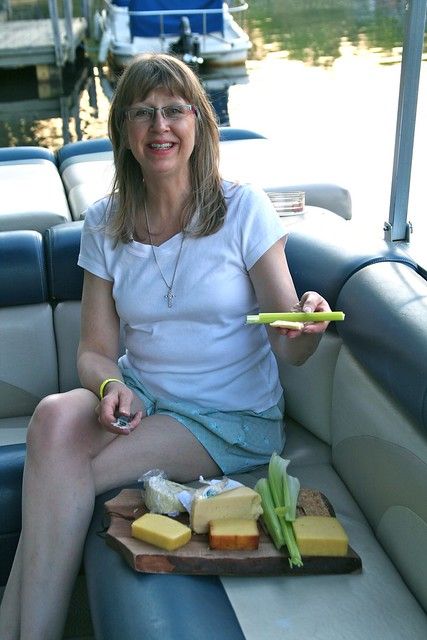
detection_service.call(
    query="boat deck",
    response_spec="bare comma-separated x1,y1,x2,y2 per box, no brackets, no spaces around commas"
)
0,18,87,68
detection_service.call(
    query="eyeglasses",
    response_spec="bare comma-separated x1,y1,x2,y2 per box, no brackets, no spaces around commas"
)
125,104,196,123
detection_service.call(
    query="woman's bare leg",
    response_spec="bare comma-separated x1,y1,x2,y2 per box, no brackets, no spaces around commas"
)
92,412,221,493
0,389,114,640
0,388,220,640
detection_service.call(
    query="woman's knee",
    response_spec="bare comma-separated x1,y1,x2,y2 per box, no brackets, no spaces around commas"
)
26,391,96,454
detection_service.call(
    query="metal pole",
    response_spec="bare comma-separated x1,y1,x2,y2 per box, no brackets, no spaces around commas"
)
63,0,75,63
385,0,427,242
81,0,92,37
48,0,64,67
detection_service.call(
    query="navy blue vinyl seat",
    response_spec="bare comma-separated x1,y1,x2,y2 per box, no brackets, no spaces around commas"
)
0,230,51,584
0,444,26,585
0,146,56,165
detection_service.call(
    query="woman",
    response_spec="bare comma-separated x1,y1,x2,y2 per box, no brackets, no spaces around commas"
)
0,53,331,639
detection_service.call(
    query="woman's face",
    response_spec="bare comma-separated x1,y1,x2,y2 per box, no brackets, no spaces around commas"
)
125,87,197,183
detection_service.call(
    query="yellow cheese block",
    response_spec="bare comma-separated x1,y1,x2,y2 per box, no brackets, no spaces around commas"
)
131,513,191,551
292,516,349,556
190,486,263,534
209,518,260,550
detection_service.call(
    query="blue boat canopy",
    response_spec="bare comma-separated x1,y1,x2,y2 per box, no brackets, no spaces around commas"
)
128,0,224,39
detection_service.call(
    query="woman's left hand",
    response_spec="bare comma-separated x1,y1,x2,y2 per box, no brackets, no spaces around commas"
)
274,290,331,339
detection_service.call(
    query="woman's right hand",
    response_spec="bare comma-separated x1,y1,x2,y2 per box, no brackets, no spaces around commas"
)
96,381,143,434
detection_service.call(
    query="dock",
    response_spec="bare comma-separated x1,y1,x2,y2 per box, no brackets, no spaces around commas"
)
0,0,90,70
0,18,87,68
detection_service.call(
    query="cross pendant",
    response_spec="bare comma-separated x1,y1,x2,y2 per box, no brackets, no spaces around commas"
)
165,288,175,307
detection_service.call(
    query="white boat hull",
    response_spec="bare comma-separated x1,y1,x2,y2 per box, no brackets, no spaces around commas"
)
97,2,252,68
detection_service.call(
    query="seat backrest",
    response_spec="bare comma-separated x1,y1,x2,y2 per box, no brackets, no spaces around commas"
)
129,0,223,38
0,148,71,233
45,222,85,392
279,219,419,446
332,261,427,609
0,231,58,442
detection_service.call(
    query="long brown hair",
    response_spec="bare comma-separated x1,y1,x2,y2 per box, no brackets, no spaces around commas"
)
107,53,226,242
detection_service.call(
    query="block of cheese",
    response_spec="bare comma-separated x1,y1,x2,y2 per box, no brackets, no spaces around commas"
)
144,477,194,514
209,518,260,550
190,486,263,534
292,516,349,556
131,513,191,551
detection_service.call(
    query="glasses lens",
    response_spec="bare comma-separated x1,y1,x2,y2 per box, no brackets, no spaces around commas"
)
162,105,191,120
128,107,153,122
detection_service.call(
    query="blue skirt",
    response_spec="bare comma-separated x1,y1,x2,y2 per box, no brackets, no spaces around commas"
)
119,363,285,474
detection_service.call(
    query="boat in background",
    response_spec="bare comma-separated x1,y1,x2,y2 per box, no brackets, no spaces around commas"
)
96,0,252,71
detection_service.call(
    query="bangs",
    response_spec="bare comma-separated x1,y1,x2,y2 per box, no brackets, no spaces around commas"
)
124,58,195,105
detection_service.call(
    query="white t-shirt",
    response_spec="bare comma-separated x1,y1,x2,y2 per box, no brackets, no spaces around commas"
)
78,180,285,412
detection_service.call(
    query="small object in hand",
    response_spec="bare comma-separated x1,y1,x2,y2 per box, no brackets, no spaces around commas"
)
269,320,304,330
112,415,131,429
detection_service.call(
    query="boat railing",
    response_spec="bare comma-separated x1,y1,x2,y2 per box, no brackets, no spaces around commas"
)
104,0,248,39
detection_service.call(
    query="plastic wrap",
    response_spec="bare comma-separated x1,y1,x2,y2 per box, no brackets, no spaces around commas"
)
139,469,195,516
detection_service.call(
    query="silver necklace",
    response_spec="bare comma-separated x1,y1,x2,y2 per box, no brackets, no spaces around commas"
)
143,200,185,308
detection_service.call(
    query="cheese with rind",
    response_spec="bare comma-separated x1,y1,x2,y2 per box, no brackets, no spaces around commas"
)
292,516,349,556
190,486,263,534
131,513,191,551
209,518,260,550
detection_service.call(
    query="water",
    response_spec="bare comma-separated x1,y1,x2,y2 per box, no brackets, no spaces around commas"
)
1,0,426,243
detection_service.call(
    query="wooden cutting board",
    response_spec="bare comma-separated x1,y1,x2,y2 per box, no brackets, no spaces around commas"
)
104,488,362,576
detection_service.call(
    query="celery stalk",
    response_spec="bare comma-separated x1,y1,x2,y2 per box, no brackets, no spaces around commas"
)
246,311,345,324
254,478,284,550
268,453,303,568
283,465,300,521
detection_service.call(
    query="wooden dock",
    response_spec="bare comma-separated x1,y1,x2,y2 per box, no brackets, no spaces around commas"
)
0,17,87,69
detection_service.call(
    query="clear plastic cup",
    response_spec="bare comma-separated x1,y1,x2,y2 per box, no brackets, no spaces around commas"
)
267,191,305,216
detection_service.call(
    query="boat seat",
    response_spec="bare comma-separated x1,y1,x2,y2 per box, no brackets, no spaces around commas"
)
56,137,113,168
283,215,418,308
0,148,71,233
61,158,115,220
0,146,56,164
128,0,224,39
45,222,85,392
1,217,427,638
57,134,353,221
0,443,26,585
0,231,58,446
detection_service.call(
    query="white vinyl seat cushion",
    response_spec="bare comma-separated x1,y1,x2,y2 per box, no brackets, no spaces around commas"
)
0,161,71,232
0,304,58,444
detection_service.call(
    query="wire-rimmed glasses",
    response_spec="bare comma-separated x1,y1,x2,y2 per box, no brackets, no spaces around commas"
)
125,104,196,123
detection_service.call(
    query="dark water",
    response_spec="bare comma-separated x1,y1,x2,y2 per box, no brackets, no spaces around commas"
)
0,1,426,240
